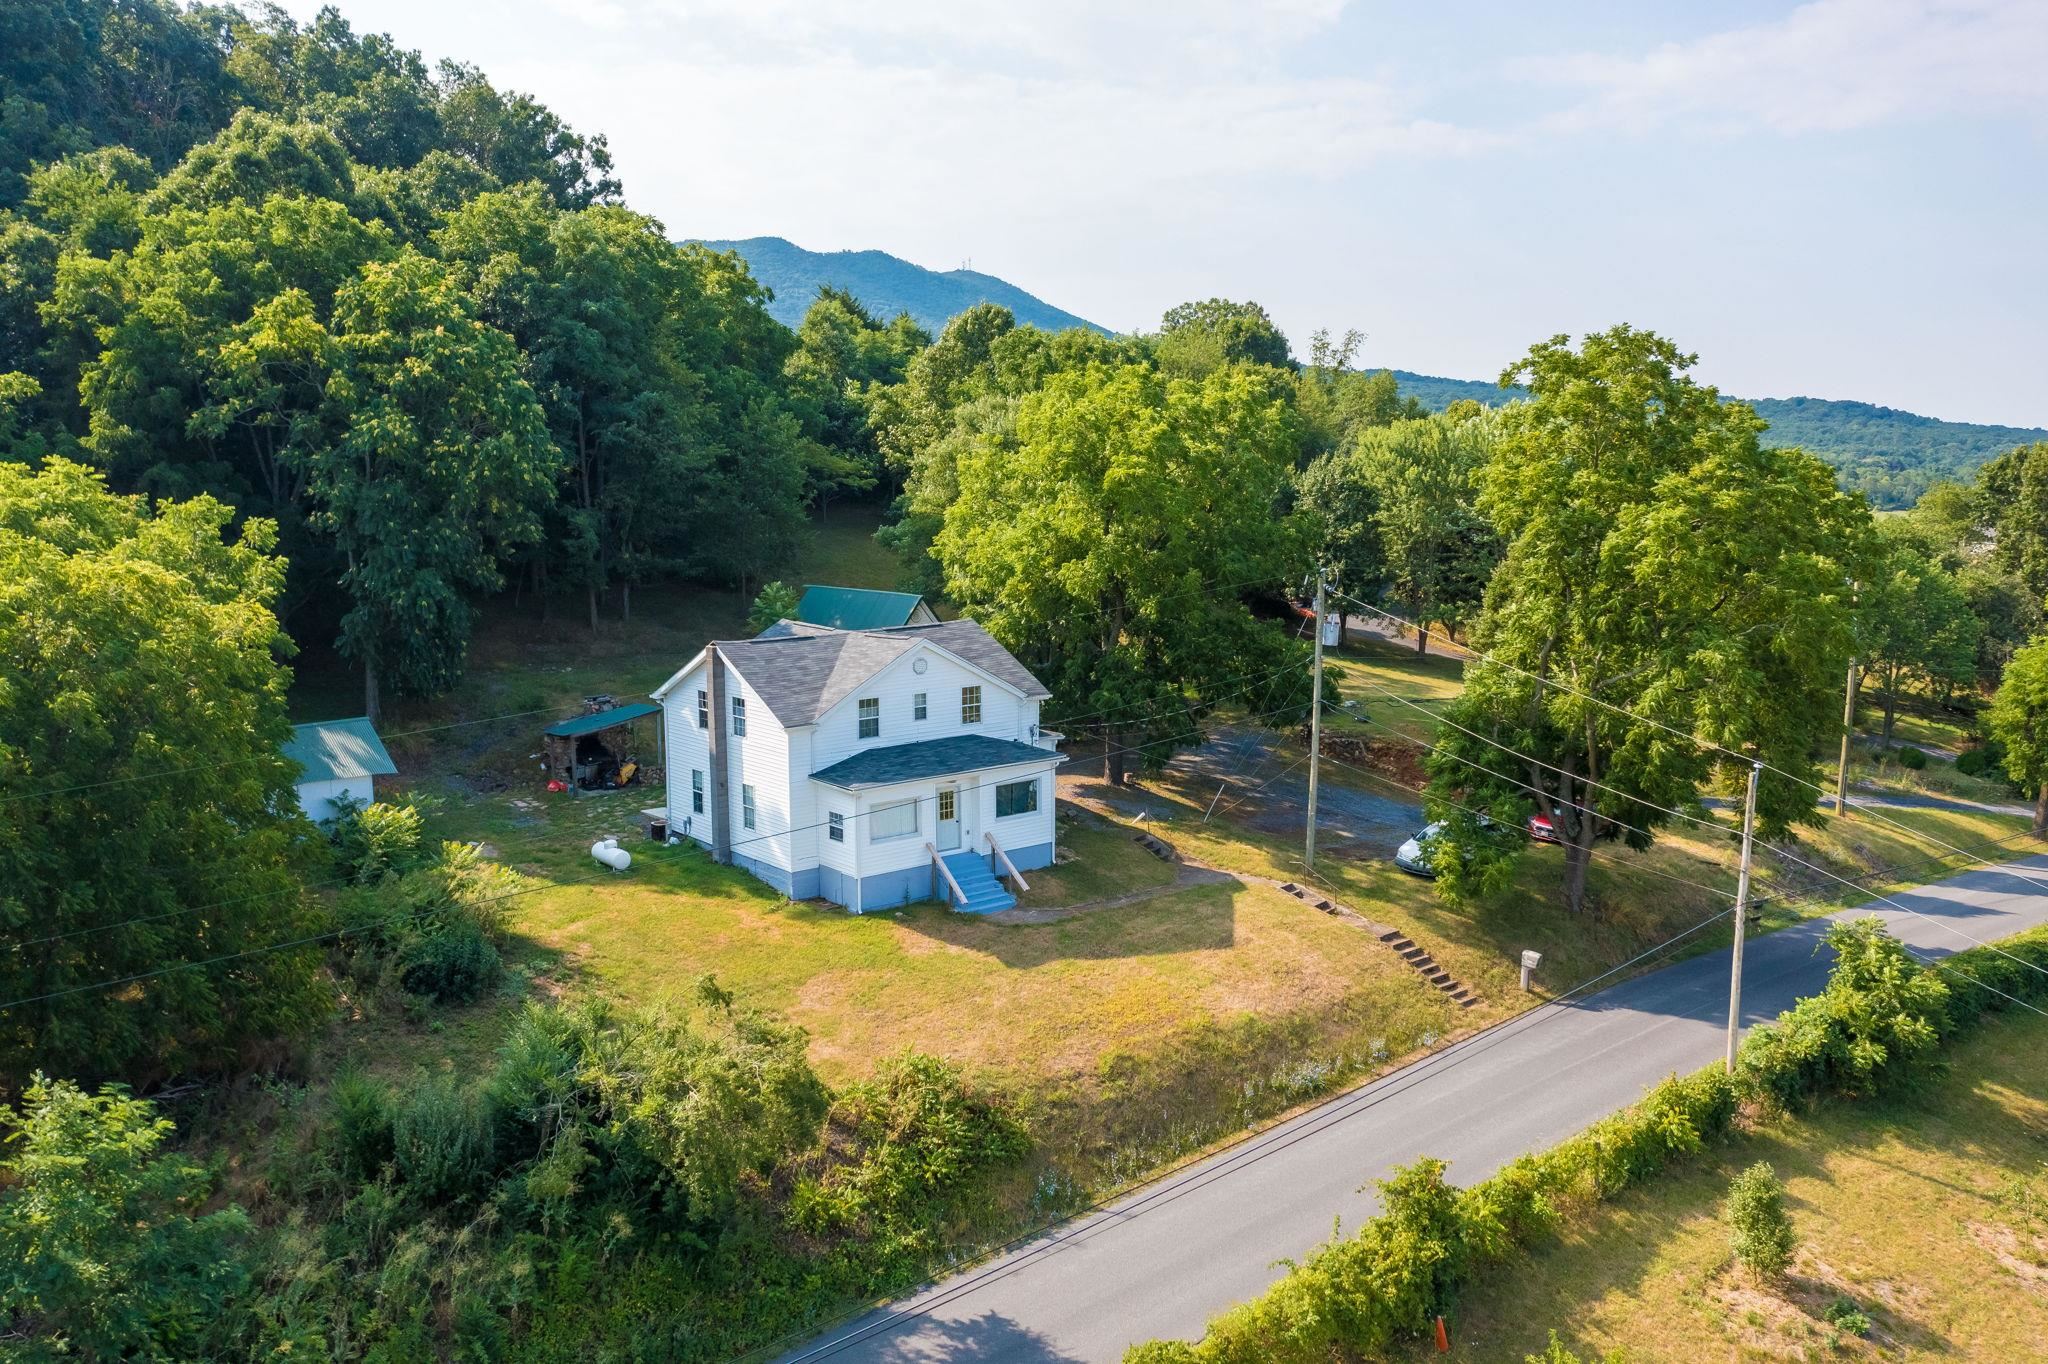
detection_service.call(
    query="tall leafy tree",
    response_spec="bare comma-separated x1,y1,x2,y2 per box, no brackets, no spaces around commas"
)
783,285,927,506
1426,327,1865,913
1988,636,2048,832
1857,524,1981,744
1352,411,1500,654
312,248,557,715
935,362,1309,782
1979,442,2048,606
0,459,324,1084
1154,298,1292,377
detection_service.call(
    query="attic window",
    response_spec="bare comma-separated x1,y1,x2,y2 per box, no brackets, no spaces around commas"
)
731,695,747,736
961,685,982,724
696,689,708,729
858,697,879,740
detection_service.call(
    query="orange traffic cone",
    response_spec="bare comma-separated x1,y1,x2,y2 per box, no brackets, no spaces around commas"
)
1434,1316,1451,1353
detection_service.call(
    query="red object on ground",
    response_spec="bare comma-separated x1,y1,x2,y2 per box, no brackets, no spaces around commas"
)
1434,1316,1450,1353
546,779,567,793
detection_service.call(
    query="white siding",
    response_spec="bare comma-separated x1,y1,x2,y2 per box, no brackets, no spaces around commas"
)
296,775,375,824
724,666,792,871
661,659,713,847
809,644,1040,772
845,758,1058,878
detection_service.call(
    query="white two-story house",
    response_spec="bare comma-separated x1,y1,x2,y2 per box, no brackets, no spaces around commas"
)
650,616,1064,913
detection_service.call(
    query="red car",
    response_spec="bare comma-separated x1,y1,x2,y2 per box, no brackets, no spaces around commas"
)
1527,811,1562,844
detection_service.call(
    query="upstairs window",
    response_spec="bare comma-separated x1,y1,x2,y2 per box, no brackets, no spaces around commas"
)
961,685,982,724
696,689,708,729
913,691,928,722
731,695,747,736
858,697,880,739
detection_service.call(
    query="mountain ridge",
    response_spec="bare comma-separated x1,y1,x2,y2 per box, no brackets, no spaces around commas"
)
700,237,2043,508
693,235,1106,336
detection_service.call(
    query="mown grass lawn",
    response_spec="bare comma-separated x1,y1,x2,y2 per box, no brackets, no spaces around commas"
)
1407,1006,2048,1362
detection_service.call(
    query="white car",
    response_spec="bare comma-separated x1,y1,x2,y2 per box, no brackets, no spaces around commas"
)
1394,821,1445,878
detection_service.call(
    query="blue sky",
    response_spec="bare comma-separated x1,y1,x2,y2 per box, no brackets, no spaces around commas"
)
279,0,2048,426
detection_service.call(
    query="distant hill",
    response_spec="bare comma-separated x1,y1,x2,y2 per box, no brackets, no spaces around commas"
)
695,236,1107,336
1385,370,2046,509
692,239,2042,509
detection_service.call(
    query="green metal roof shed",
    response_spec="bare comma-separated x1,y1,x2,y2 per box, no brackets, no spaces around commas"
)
543,702,660,738
794,584,937,631
284,718,397,783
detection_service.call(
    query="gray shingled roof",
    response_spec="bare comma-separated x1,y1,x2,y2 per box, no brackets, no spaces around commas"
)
811,734,1063,790
715,618,1050,729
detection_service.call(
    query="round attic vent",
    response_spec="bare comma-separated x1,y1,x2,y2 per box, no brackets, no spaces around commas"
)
911,656,929,674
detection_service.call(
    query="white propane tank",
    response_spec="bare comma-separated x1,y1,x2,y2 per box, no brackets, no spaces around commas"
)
591,838,631,871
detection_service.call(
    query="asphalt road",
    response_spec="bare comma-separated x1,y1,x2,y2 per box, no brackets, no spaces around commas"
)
779,853,2048,1364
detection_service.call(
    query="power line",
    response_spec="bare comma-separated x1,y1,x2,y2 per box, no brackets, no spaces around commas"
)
1334,590,2048,910
763,899,1739,1363
1338,675,2048,984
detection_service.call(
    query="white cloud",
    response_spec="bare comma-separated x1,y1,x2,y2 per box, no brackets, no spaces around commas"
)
1536,0,2048,136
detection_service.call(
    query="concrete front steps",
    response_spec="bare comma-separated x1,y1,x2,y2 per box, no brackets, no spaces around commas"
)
1276,881,1481,1009
941,850,1016,914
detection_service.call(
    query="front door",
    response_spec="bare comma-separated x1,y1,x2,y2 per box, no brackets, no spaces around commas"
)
936,786,961,851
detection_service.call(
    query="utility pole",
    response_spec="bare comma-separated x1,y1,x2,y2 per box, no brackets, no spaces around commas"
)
1305,567,1327,869
1725,761,1762,1073
1834,661,1859,816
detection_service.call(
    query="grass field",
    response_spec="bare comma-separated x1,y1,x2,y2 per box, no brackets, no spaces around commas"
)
286,515,2036,1204
1407,1006,2048,1362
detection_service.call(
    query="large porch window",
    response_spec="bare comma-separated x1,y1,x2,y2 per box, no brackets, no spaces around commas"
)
870,798,918,842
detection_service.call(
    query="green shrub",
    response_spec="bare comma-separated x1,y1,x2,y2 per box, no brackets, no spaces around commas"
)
791,1051,1029,1247
398,921,502,1004
1823,1296,1871,1336
1895,744,1927,770
1726,1161,1796,1279
329,1070,395,1181
0,1076,250,1360
330,799,427,884
1737,917,1948,1108
391,1073,496,1207
1955,743,1995,776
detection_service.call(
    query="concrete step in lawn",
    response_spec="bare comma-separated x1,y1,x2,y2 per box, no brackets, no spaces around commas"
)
1131,830,1179,862
1273,882,1483,1009
941,850,1016,914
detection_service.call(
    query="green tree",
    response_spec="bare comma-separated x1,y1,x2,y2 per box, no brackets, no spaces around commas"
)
1293,444,1381,644
435,61,618,208
1980,442,2048,606
1426,327,1865,913
312,248,557,716
747,580,801,634
1154,298,1291,377
0,459,324,1083
0,1076,250,1360
935,362,1309,782
1352,411,1500,654
784,285,927,506
1726,1161,1796,1279
1857,525,1980,744
1987,636,2048,832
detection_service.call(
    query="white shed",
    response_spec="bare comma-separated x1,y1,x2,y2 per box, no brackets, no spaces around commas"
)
284,717,397,823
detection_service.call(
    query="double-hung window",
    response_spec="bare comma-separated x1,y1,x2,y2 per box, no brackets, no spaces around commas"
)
995,778,1039,817
858,697,880,740
731,695,747,736
741,783,756,830
912,691,928,722
960,685,982,724
691,769,705,814
696,689,708,729
869,799,917,841
828,811,845,842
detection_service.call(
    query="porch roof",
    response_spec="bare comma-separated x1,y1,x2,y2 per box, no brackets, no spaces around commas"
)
810,735,1062,791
